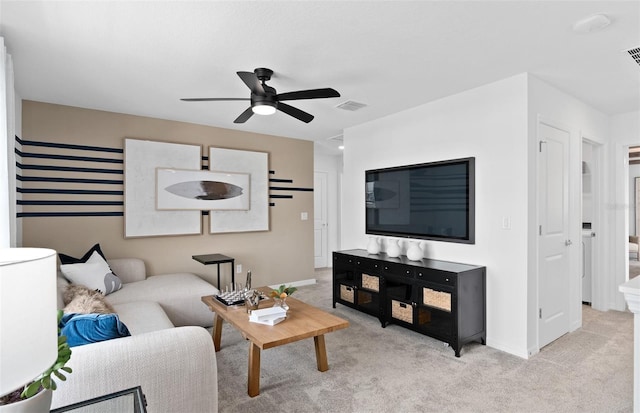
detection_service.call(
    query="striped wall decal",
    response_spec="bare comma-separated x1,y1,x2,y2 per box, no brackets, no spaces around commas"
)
16,137,312,216
268,170,313,206
16,137,124,218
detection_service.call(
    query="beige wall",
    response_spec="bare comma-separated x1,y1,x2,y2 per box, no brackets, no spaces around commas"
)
20,101,314,288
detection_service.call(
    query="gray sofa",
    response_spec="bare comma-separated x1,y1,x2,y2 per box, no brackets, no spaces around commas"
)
53,258,220,412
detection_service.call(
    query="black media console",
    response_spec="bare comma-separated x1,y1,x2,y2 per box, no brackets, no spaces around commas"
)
332,249,486,357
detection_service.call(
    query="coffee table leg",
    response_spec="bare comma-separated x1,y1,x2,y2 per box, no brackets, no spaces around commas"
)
212,314,223,352
314,335,329,372
248,342,261,397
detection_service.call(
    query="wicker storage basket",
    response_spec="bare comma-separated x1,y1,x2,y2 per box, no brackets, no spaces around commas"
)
391,300,413,323
340,285,355,303
361,273,380,292
423,287,451,312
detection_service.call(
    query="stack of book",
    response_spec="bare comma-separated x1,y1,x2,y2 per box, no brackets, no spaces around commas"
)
248,306,287,326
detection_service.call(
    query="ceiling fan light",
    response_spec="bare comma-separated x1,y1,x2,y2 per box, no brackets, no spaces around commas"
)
252,103,277,115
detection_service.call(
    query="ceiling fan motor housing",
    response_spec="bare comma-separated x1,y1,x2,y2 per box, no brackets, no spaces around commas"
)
254,67,273,82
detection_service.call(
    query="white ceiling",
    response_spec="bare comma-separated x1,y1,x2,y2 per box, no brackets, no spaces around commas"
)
1,1,639,155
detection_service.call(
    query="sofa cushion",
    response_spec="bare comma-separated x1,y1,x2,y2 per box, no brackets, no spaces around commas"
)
59,243,108,264
106,273,218,327
60,250,123,295
113,301,174,334
60,313,131,347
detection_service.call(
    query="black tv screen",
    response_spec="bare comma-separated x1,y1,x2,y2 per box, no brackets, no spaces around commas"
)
365,157,475,244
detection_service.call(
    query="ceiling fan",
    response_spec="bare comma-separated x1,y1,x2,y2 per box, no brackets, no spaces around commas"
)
180,68,340,124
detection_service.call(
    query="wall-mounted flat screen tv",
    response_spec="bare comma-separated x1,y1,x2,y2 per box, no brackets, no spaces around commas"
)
365,157,475,244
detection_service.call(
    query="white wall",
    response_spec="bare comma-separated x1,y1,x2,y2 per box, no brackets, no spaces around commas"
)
630,163,640,236
526,75,610,352
314,152,343,266
343,74,530,357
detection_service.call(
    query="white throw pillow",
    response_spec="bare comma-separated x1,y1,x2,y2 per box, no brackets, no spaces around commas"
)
60,251,123,295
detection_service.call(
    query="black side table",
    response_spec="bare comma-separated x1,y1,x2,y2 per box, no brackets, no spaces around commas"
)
192,253,235,288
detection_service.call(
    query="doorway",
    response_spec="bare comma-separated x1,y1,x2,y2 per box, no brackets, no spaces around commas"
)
314,171,329,268
581,140,600,307
538,121,571,348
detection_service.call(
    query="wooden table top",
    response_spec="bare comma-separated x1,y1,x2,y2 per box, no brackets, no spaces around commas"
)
201,287,349,350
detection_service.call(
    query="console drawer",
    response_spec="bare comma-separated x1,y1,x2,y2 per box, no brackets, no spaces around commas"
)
383,262,414,278
416,269,456,286
355,258,382,272
334,253,355,267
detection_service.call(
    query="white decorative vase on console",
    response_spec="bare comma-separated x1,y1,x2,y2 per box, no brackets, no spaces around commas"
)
406,241,424,261
386,239,402,258
366,236,381,254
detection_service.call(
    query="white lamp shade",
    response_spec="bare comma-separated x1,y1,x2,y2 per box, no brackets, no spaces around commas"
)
0,248,58,397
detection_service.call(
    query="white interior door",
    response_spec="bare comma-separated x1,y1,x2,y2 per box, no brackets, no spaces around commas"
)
538,122,571,348
314,171,328,268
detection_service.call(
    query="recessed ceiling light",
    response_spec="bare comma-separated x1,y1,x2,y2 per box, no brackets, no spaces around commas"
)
572,14,611,33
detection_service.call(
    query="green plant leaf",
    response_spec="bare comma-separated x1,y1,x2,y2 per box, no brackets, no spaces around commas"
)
22,381,41,398
53,370,67,381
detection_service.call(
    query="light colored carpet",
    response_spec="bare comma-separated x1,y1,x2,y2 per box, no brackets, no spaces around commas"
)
215,269,633,413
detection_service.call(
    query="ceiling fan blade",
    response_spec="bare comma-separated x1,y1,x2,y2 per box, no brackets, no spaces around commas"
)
237,71,266,95
234,107,254,124
277,102,314,123
181,98,249,102
276,88,340,101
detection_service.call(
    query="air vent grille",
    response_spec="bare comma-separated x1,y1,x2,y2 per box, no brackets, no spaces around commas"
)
336,100,367,111
625,46,640,67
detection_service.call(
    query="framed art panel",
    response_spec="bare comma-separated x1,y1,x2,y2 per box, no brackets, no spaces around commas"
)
208,147,269,233
124,138,202,237
156,168,250,210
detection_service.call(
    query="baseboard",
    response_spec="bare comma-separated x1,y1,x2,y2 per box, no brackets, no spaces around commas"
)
486,338,530,359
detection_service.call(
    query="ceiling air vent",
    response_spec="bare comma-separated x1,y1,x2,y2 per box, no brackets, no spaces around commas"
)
336,100,367,111
625,46,640,68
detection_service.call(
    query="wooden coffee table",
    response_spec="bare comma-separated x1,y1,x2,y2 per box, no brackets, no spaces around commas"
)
201,287,349,397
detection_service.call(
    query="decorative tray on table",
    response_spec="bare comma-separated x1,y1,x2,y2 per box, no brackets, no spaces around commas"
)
215,290,267,306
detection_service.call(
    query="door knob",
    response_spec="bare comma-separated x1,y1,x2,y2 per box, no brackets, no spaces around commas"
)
565,240,573,246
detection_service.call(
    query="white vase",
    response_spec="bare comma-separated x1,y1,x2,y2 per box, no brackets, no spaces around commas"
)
0,388,52,413
386,239,401,258
366,237,381,254
407,241,424,261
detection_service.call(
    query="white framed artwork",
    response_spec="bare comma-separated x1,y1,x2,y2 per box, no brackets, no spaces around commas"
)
209,147,269,233
124,138,202,237
156,168,250,211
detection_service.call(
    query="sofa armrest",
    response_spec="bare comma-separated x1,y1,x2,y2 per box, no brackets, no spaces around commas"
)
51,327,218,413
107,258,147,283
